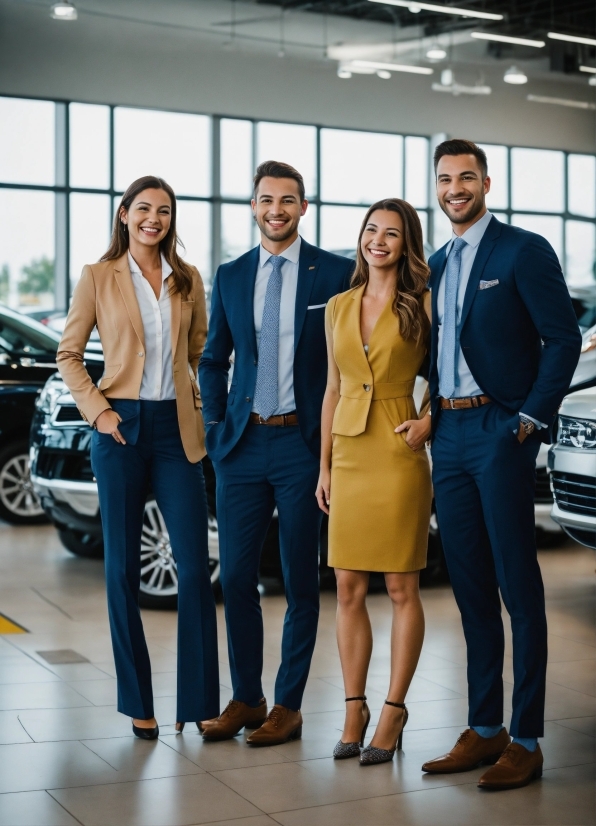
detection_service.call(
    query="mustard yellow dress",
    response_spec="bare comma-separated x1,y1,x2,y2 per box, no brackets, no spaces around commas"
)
327,285,432,572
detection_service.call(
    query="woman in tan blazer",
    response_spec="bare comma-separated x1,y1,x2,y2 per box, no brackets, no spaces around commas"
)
58,175,219,739
316,199,432,765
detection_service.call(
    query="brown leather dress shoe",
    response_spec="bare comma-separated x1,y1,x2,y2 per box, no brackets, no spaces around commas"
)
478,743,543,790
201,698,267,741
246,705,302,746
422,727,510,773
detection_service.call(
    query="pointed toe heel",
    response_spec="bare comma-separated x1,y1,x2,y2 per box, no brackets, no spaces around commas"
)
175,722,185,733
360,700,408,766
132,723,159,740
333,695,371,760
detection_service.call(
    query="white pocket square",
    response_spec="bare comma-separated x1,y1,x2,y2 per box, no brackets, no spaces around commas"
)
478,279,499,290
307,303,327,310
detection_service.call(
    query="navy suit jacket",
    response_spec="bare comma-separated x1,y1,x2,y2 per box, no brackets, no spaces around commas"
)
199,239,354,461
428,216,582,444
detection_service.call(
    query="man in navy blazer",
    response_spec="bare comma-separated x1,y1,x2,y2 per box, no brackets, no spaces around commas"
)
420,140,581,789
199,161,353,745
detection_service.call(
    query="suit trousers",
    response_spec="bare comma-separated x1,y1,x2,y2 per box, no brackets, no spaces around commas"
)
214,423,321,710
90,399,220,722
431,403,546,738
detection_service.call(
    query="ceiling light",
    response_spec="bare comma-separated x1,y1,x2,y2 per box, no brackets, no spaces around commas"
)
426,46,447,60
441,68,453,85
471,32,545,48
376,70,392,79
548,32,596,47
368,0,503,21
527,94,595,111
433,81,491,96
337,68,352,79
352,59,433,75
504,65,528,85
590,77,596,87
580,66,596,74
51,1,77,20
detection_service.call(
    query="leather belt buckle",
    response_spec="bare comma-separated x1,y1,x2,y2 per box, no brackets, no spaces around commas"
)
449,398,456,410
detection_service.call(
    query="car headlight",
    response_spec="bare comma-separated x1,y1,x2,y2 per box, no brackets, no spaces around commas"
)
36,376,67,414
558,416,596,450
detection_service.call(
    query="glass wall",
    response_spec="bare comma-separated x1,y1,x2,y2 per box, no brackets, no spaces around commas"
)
0,95,594,315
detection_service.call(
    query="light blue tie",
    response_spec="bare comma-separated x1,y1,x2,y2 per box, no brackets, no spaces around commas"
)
253,255,286,420
439,237,467,399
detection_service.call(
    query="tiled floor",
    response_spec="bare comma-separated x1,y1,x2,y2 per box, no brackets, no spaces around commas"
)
0,521,594,825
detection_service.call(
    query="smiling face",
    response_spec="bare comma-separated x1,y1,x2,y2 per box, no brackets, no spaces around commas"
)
251,176,307,248
436,154,490,233
120,188,172,250
360,209,405,271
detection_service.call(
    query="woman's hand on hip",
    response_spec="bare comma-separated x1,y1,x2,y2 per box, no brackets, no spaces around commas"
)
395,415,431,452
95,409,126,444
315,467,331,515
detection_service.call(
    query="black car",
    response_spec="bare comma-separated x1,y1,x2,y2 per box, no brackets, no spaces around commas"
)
0,305,74,524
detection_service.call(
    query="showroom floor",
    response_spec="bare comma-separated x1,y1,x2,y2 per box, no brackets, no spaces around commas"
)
0,521,594,826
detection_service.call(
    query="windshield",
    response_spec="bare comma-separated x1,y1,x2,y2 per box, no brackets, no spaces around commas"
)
0,307,61,356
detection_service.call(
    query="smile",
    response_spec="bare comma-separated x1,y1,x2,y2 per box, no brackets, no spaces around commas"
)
140,227,160,235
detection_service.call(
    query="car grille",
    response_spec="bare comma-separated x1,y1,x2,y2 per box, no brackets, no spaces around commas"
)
551,472,596,518
534,467,553,504
55,405,84,423
36,449,95,482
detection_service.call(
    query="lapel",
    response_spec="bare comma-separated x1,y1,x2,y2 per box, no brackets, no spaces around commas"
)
459,216,502,331
240,246,260,359
350,283,374,380
429,247,447,337
170,286,181,361
294,239,319,351
113,253,145,349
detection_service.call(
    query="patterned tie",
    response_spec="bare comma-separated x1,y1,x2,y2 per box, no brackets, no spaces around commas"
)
439,237,467,399
253,255,286,420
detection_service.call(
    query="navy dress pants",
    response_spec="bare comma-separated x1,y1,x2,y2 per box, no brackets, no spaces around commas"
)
431,403,546,738
91,399,220,722
214,423,321,711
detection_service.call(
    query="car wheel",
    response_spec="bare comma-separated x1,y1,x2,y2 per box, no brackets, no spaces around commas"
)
0,441,48,525
138,499,221,610
58,528,104,559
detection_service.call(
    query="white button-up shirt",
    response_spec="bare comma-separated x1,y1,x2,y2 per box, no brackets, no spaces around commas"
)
252,235,301,415
436,210,493,398
128,252,176,401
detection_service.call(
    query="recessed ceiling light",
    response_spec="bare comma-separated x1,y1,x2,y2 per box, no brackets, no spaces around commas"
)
368,0,503,21
471,32,545,48
548,32,596,47
504,65,528,84
352,59,434,75
51,1,77,20
579,65,596,74
426,46,447,60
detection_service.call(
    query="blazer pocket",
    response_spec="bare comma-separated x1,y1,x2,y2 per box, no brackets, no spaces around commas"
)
478,279,500,290
98,364,121,391
307,303,327,310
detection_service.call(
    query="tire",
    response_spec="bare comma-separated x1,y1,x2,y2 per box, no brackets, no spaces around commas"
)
0,440,48,525
138,499,221,610
58,528,104,559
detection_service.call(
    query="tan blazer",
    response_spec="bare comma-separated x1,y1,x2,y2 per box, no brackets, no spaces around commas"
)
57,253,208,463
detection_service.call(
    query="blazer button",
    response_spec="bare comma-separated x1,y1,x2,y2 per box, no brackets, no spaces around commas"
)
138,352,143,357
363,384,371,391
246,397,251,402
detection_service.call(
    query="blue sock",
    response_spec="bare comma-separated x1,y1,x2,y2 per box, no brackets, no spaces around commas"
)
472,725,503,739
513,737,538,752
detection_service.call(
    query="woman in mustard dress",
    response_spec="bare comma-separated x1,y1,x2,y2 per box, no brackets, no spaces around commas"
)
316,199,432,765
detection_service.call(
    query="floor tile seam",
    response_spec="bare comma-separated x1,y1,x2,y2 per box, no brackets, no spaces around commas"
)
78,739,120,771
546,677,596,697
15,714,35,742
157,733,214,770
44,789,86,826
29,587,75,620
0,637,64,677
22,765,210,795
547,632,596,651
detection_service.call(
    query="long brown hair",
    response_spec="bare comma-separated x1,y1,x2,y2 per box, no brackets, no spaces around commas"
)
101,175,193,297
351,198,430,343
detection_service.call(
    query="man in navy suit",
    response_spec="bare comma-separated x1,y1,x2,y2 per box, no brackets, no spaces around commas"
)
420,140,581,789
199,160,353,745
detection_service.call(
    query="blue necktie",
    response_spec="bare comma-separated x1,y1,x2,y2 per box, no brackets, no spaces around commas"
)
439,237,467,399
253,255,286,420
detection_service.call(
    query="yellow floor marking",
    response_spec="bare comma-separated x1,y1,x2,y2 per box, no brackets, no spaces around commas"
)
0,613,27,634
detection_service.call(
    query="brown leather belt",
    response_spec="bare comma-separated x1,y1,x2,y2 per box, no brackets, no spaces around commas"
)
249,412,299,426
440,395,491,410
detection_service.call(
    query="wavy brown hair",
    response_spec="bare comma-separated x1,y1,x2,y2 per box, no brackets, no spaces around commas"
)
101,175,193,297
351,198,430,343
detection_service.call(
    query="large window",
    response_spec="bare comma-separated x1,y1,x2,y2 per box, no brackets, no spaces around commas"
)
0,95,594,315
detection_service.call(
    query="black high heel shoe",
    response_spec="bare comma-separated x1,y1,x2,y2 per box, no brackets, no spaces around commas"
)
333,696,371,759
359,700,408,766
132,721,159,740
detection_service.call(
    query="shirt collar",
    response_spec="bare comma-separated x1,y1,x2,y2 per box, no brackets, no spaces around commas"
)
128,251,173,282
259,235,301,268
446,210,493,254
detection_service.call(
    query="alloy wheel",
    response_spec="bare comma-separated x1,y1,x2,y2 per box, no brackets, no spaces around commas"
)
0,453,45,519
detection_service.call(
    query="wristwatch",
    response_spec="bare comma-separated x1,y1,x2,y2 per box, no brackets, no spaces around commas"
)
519,415,535,437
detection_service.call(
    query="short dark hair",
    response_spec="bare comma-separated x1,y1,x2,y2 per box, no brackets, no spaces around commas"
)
433,139,488,179
253,160,305,203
